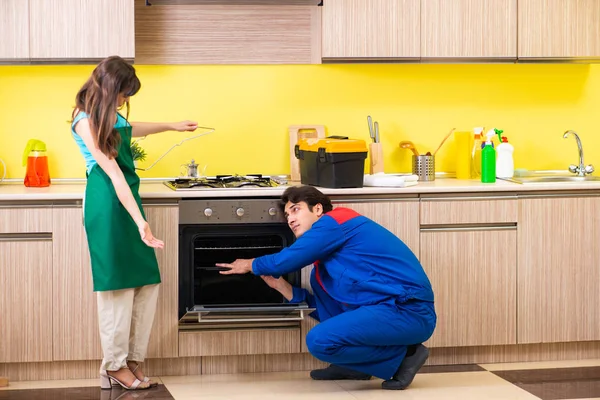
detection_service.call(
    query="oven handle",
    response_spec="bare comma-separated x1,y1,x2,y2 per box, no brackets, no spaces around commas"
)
195,308,315,324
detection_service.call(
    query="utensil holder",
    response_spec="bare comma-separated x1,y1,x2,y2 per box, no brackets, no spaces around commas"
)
412,155,435,181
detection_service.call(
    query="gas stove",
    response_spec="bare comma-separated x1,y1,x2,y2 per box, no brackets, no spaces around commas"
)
164,174,287,191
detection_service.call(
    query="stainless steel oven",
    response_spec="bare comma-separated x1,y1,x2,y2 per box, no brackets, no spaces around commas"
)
178,198,312,331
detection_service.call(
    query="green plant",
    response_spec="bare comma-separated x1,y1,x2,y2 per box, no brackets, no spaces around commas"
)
130,142,147,162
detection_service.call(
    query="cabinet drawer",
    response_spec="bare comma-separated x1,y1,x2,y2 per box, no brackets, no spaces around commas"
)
179,329,301,357
420,196,518,225
0,206,52,234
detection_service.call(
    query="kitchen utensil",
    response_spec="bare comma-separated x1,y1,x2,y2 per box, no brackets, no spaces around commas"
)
433,127,456,156
368,121,384,173
133,126,215,171
180,159,207,178
22,139,51,187
288,125,326,181
369,142,384,174
399,141,420,157
412,154,435,181
367,116,375,143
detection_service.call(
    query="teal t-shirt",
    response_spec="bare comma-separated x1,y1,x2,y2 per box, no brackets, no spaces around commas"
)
71,112,131,173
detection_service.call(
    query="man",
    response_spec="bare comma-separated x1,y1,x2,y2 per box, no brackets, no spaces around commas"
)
216,186,436,390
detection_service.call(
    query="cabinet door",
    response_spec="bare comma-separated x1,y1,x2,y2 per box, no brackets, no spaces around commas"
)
52,207,102,361
29,0,135,60
322,0,420,59
144,204,179,359
52,204,179,361
420,228,517,347
333,200,420,256
0,236,53,362
518,196,600,343
135,2,321,64
421,0,517,59
0,0,29,60
518,0,600,59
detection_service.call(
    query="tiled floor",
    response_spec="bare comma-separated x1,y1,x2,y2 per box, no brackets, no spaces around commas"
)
1,359,600,399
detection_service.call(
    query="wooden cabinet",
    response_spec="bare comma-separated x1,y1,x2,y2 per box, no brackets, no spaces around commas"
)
0,206,53,363
144,203,179,359
421,0,517,59
421,227,517,347
518,0,600,59
518,195,600,343
0,0,29,61
28,0,135,61
321,0,420,60
135,1,321,64
52,203,179,361
52,207,102,361
419,196,518,348
333,199,420,255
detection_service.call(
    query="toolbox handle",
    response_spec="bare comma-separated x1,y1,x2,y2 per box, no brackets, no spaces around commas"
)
326,135,348,139
294,144,303,160
318,147,327,163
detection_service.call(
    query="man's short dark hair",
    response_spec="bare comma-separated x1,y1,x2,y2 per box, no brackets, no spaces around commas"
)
279,185,333,214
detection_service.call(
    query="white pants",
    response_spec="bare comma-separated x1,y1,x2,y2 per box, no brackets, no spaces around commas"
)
97,284,160,371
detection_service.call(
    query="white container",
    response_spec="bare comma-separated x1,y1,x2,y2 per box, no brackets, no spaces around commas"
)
496,139,514,178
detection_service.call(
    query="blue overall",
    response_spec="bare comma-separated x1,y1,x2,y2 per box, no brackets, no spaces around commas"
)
252,208,437,380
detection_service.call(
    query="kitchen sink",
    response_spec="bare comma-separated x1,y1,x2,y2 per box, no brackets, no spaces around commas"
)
502,175,600,184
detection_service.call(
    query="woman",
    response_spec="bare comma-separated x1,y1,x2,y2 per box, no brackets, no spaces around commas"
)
71,56,198,390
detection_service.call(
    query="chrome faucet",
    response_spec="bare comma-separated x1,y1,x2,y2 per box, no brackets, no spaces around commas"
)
563,130,594,176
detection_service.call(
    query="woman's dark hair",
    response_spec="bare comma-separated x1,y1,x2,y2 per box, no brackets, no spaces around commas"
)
279,186,333,213
71,56,141,159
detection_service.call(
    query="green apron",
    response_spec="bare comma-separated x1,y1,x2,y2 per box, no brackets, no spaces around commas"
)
83,125,161,292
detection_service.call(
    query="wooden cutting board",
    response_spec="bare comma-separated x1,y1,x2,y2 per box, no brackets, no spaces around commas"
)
0,377,8,387
288,125,326,181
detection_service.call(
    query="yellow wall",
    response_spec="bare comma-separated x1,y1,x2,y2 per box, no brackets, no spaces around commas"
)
1,63,599,179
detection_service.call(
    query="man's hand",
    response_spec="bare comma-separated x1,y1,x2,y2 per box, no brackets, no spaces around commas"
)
261,275,283,289
216,259,254,275
260,276,294,301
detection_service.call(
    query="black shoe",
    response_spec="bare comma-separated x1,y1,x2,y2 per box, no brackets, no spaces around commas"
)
381,344,429,390
310,364,372,381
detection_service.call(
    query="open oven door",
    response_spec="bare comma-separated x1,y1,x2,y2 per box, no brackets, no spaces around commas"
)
180,303,315,330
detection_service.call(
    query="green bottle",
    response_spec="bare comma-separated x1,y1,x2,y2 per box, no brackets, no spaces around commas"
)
481,130,496,183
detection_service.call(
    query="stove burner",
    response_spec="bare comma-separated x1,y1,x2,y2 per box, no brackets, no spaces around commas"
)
166,174,285,190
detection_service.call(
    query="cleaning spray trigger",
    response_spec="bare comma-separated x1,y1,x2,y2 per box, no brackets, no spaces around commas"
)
494,128,504,143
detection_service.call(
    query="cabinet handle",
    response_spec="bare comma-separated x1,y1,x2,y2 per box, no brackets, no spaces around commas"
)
420,224,516,233
331,197,419,203
420,195,517,202
0,233,52,241
518,192,600,199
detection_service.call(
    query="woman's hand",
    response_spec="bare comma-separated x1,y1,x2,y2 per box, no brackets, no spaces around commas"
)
137,221,164,249
171,121,198,132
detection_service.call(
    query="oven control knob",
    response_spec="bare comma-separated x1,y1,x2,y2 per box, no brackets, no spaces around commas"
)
268,207,277,216
204,208,213,217
236,207,245,217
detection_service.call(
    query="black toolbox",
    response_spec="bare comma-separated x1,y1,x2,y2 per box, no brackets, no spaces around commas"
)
294,136,368,188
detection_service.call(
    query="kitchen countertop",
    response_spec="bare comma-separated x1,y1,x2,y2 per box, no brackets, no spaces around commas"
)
2,177,600,201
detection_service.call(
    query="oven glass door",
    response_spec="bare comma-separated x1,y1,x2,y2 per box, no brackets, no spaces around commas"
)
194,233,289,306
179,223,303,319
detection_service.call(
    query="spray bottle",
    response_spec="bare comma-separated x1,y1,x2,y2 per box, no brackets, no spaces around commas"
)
481,129,496,183
471,127,484,178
